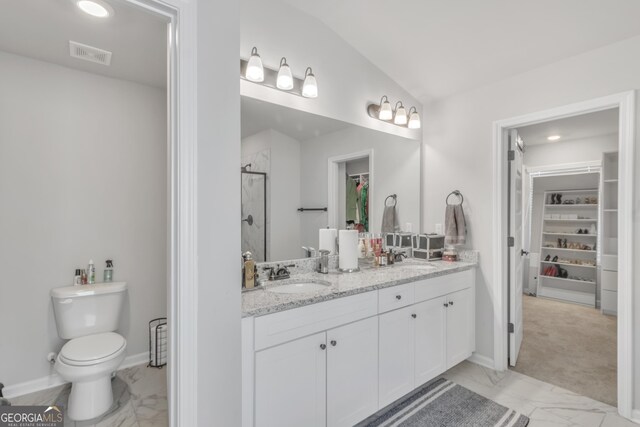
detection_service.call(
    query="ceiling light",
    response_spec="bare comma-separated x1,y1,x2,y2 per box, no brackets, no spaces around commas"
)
276,57,294,90
547,135,561,141
245,47,264,82
407,107,421,129
379,96,392,121
77,0,112,18
393,101,407,125
302,67,318,98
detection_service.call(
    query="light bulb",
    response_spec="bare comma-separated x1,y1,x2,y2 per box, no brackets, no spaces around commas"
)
77,0,111,17
302,67,318,98
245,47,264,82
547,135,561,141
276,57,294,90
379,96,392,121
394,101,407,125
408,107,421,129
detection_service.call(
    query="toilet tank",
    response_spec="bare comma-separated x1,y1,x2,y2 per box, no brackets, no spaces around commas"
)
51,282,127,339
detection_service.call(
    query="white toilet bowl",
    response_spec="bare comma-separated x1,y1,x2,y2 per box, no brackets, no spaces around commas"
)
54,332,127,421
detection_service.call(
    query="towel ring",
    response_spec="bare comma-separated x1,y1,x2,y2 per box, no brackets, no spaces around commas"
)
385,194,397,207
446,190,464,206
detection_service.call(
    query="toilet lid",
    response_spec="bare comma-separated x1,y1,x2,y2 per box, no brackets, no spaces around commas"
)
60,332,126,364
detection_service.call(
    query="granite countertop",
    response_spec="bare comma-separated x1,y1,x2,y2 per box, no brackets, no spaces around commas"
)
242,259,477,318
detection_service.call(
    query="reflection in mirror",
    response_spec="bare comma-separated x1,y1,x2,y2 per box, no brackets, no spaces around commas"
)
240,96,421,262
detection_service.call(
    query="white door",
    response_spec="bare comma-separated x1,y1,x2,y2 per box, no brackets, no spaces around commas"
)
327,316,379,427
378,306,415,407
414,297,446,386
255,332,327,427
508,129,525,366
445,288,473,369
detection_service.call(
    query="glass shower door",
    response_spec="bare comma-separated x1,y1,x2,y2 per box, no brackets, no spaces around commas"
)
241,171,267,262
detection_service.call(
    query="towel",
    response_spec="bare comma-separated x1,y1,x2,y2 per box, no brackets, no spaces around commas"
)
381,204,400,233
445,204,466,246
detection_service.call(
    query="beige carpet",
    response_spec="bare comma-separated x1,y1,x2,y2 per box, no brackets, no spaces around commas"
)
510,295,617,406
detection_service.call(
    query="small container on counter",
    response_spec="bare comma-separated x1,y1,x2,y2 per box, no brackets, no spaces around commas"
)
104,259,114,282
74,269,82,286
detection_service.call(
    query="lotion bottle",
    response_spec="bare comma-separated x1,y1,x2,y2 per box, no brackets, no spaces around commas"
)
88,259,96,284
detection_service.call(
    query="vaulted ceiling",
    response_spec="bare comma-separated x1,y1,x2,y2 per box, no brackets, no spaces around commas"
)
286,0,640,101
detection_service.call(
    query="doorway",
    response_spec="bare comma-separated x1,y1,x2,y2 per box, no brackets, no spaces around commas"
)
492,91,635,418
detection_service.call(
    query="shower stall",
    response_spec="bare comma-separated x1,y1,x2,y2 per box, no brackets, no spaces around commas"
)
241,165,267,262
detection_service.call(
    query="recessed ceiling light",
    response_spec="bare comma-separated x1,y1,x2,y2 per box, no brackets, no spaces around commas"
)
547,135,561,141
77,0,113,18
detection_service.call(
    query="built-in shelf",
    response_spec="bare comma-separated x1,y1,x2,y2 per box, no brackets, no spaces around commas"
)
544,204,598,208
540,260,596,269
544,218,597,222
540,275,596,285
541,247,596,254
543,232,596,237
604,179,619,183
604,209,618,213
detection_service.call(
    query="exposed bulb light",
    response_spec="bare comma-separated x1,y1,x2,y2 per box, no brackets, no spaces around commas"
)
407,107,421,129
245,47,264,82
276,57,294,90
77,0,112,17
379,96,392,121
547,135,561,141
393,101,407,125
302,67,318,98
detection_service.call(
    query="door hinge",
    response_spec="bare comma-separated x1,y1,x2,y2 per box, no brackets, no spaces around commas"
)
508,150,515,161
508,236,515,247
508,323,514,333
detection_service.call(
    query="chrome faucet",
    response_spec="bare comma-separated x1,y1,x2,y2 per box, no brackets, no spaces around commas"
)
263,264,295,281
301,246,317,258
317,250,330,274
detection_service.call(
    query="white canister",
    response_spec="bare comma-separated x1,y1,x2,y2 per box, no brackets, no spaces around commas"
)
339,230,359,272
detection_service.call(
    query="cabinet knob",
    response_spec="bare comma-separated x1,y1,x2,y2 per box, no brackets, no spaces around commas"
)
444,303,449,307
330,340,337,346
320,344,326,350
411,314,417,318
396,295,402,300
449,301,454,306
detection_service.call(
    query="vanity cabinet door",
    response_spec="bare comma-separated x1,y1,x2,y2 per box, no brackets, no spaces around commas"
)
378,305,415,408
414,296,447,387
255,332,326,427
327,316,379,427
445,287,473,369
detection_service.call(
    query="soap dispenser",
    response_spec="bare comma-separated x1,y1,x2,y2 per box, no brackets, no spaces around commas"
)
242,251,256,289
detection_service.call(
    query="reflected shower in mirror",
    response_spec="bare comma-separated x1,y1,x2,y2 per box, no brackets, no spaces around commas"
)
240,96,421,262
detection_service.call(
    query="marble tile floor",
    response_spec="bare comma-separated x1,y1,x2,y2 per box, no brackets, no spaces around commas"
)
10,363,167,427
443,360,636,427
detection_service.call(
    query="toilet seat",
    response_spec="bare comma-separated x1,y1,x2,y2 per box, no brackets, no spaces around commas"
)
59,332,126,366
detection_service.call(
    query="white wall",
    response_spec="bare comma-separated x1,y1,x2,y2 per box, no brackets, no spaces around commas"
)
239,0,422,141
421,34,640,408
242,129,302,261
300,126,421,249
197,0,241,424
524,133,618,167
0,52,167,387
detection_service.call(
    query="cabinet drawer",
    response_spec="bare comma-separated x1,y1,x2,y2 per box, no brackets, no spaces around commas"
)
601,290,617,314
414,269,474,303
254,291,377,351
602,270,618,291
378,283,414,313
602,255,618,271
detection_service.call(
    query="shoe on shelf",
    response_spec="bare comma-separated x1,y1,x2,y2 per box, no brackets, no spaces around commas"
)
544,254,551,261
577,229,583,234
552,255,559,262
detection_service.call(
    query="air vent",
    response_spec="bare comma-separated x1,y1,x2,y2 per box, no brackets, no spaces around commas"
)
69,41,112,66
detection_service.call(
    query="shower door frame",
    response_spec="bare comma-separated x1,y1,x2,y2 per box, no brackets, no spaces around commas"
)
241,170,268,261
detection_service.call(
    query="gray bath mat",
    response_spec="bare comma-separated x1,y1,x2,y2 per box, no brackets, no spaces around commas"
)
356,378,529,427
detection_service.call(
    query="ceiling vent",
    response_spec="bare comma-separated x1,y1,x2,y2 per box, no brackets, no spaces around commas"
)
69,41,112,66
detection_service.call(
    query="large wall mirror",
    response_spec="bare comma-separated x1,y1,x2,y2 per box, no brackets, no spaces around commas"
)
241,96,421,262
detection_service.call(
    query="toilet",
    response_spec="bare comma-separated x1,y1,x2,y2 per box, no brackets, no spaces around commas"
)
51,282,128,421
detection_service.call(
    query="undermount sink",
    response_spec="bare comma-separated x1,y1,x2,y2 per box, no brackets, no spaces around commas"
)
267,281,330,294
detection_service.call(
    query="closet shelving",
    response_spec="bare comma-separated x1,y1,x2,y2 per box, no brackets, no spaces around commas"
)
601,152,618,315
538,189,598,306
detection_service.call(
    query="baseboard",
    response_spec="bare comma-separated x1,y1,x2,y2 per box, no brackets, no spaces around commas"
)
630,409,640,424
3,352,148,399
467,353,495,370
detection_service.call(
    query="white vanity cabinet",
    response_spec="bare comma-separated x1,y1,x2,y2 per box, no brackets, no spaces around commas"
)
243,268,476,427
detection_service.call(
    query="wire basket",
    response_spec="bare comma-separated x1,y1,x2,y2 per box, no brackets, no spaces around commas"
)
148,317,167,368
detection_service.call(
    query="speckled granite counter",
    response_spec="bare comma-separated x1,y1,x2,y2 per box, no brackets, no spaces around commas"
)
242,259,477,317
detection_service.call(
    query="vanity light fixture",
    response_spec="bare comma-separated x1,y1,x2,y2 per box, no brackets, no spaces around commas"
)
276,57,294,90
245,47,264,82
76,0,113,18
393,101,407,125
302,67,318,98
547,135,561,141
378,96,393,121
407,107,421,129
